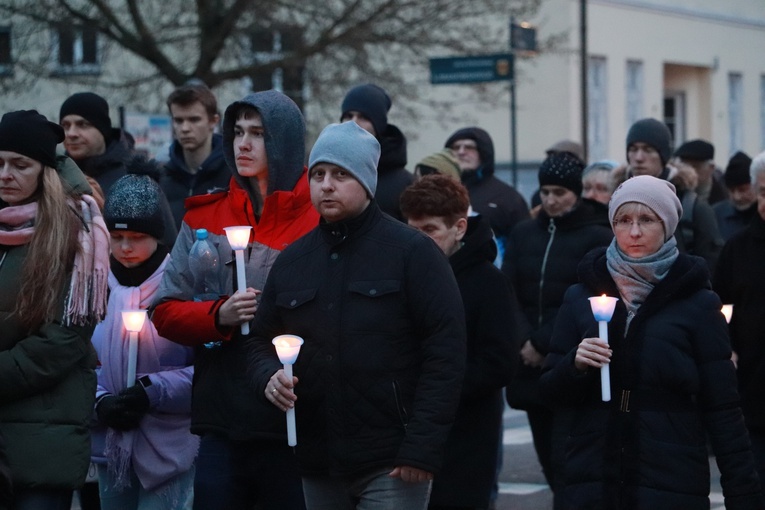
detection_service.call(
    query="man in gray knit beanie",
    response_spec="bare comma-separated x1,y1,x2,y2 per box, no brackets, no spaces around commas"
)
247,120,467,507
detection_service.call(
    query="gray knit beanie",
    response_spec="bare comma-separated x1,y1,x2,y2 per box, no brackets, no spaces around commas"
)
104,173,166,240
626,118,672,165
308,122,380,197
608,175,682,242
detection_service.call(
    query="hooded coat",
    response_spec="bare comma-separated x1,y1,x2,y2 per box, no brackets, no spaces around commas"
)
0,156,99,491
445,127,529,248
540,247,764,510
161,133,230,230
375,123,413,221
152,91,319,440
429,215,520,508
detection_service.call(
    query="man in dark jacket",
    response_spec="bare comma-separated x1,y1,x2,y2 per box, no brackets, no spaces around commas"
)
673,138,728,205
340,83,413,221
445,127,529,263
160,82,230,230
625,118,723,274
60,91,177,248
713,151,757,241
713,151,765,491
400,174,519,510
246,121,466,509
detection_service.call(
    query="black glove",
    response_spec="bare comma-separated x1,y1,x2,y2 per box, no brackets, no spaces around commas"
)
117,383,150,417
96,394,141,431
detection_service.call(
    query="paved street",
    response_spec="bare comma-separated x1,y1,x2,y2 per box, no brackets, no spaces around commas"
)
72,405,727,509
494,406,725,510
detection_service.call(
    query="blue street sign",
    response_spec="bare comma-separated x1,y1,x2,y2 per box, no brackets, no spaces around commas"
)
429,54,514,84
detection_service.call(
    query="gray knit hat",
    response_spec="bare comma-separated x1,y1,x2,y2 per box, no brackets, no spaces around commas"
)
608,175,683,242
308,122,380,197
104,172,166,240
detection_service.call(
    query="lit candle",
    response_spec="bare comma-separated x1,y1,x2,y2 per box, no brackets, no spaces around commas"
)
272,334,304,446
121,310,147,388
588,294,619,402
721,304,733,324
224,226,253,335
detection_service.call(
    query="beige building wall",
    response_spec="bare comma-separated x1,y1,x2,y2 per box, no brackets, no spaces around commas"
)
407,0,765,183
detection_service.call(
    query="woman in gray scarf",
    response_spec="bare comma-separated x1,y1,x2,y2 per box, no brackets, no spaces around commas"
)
540,175,764,509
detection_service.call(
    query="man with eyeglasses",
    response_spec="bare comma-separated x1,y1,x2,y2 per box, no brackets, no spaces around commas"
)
444,127,529,263
625,118,722,275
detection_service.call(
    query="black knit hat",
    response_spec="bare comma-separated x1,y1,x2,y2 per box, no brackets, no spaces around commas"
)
674,139,714,161
626,118,672,165
0,110,64,169
103,158,166,240
538,152,585,196
59,92,113,144
724,151,752,188
340,84,391,138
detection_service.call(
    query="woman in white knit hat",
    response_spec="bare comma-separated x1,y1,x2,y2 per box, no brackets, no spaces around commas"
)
540,175,764,509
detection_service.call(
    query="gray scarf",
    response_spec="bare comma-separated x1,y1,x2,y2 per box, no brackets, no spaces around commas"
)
606,237,679,316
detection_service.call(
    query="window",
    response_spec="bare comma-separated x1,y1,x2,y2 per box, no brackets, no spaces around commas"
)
729,72,743,154
663,92,685,149
52,25,100,75
249,27,304,110
626,60,643,129
588,56,608,162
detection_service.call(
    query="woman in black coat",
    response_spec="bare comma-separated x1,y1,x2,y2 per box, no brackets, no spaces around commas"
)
401,175,519,509
501,153,612,491
540,175,763,510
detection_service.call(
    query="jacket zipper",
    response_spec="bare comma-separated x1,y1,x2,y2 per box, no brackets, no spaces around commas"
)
392,380,408,429
538,218,556,327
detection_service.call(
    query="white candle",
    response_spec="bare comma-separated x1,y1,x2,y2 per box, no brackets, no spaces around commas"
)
273,335,304,446
721,304,733,324
588,295,619,402
224,226,253,335
121,310,147,389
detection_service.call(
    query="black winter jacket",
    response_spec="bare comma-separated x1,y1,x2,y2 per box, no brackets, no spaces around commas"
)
540,247,764,510
375,123,413,221
429,215,520,508
160,133,230,230
714,213,765,432
502,199,612,408
245,203,466,475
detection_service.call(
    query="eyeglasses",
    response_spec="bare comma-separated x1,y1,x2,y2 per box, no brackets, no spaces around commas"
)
450,142,478,153
612,216,663,230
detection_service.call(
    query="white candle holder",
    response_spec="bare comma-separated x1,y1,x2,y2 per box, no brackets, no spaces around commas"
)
121,310,147,388
224,226,253,335
721,304,733,324
273,334,304,446
588,295,619,402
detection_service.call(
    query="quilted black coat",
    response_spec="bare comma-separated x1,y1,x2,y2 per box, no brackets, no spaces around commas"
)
540,247,764,510
245,202,466,475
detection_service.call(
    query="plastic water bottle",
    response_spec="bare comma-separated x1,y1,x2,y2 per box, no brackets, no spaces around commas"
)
188,228,220,302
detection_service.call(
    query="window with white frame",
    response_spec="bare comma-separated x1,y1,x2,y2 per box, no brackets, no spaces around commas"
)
626,60,643,129
729,72,743,154
588,56,608,162
52,25,100,75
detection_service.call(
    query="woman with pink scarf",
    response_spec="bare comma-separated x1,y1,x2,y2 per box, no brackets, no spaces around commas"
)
0,110,109,509
90,160,197,510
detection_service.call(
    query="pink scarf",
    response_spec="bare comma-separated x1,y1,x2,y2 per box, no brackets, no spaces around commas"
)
0,202,37,245
66,194,109,325
0,195,109,325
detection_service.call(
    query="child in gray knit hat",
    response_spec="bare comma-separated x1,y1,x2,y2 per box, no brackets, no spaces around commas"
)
91,156,197,507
